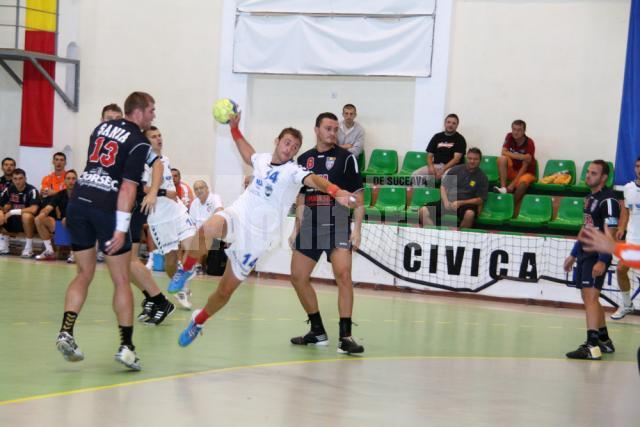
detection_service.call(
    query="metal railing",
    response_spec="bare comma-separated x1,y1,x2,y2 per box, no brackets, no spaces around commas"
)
0,0,59,51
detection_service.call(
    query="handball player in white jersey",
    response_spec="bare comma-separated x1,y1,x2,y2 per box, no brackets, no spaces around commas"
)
612,157,640,319
143,126,198,309
173,110,356,347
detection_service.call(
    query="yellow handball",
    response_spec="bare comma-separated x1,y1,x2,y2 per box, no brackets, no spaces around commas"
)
212,98,238,124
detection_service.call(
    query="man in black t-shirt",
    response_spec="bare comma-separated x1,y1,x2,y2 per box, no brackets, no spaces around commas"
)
412,114,466,185
0,168,39,257
0,157,16,194
34,169,77,261
563,160,619,361
289,112,366,354
55,92,160,371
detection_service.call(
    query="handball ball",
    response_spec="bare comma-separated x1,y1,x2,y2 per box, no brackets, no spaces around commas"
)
212,98,238,124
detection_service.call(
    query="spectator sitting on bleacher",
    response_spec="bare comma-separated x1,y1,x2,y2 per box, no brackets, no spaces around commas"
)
412,114,466,185
0,168,40,257
419,148,488,228
171,168,194,208
34,170,77,261
495,119,537,211
40,152,67,199
1,157,16,194
189,180,223,228
337,103,365,158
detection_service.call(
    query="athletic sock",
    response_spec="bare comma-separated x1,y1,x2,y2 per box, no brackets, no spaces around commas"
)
183,256,198,272
142,290,151,299
119,325,134,350
150,292,167,304
195,309,211,325
308,312,326,335
339,317,352,338
598,326,610,341
621,292,632,307
60,311,78,335
24,238,33,251
587,329,600,346
43,239,53,252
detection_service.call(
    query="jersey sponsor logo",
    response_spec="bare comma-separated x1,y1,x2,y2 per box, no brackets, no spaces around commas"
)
78,168,119,192
325,157,336,170
96,123,131,143
437,142,455,148
306,157,315,169
265,184,273,197
469,180,476,187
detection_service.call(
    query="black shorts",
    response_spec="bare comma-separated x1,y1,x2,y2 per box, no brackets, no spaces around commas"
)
436,204,478,226
3,216,23,233
40,197,57,218
575,255,610,290
130,206,148,244
294,226,351,263
66,201,131,255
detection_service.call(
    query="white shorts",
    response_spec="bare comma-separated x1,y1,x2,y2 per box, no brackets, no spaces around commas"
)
148,212,197,255
216,207,274,281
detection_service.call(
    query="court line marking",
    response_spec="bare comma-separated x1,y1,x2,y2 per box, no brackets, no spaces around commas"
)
1,354,636,407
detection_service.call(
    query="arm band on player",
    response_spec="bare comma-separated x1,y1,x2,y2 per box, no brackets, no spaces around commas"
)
115,210,132,233
326,184,341,198
157,189,167,197
230,126,244,142
8,208,21,216
570,240,580,257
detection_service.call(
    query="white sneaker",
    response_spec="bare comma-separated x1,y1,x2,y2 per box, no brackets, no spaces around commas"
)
114,345,141,371
35,250,56,261
494,186,507,194
56,332,84,362
174,289,193,310
611,304,634,320
66,253,75,263
21,248,33,258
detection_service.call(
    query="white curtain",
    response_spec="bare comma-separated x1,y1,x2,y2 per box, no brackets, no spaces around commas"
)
236,0,436,15
233,14,434,76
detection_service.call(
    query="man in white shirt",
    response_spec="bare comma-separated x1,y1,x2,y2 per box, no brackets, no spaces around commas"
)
337,104,364,158
612,157,640,320
189,180,223,228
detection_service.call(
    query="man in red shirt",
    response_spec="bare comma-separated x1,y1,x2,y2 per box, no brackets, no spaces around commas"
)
495,119,537,211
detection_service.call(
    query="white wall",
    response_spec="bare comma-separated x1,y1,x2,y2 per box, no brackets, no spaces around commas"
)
247,75,416,158
447,0,630,172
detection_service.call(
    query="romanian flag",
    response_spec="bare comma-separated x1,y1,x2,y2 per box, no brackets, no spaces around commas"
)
20,0,57,148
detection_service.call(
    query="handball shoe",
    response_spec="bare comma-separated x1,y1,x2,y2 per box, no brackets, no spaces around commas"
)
611,304,634,320
137,298,155,321
115,345,141,371
598,338,615,354
337,336,364,354
174,289,193,310
566,343,602,360
56,332,84,362
35,250,56,261
290,330,329,346
168,267,195,294
144,300,176,326
178,309,204,347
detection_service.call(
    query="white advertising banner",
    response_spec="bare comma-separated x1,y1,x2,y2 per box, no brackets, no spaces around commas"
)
236,0,436,15
233,14,434,76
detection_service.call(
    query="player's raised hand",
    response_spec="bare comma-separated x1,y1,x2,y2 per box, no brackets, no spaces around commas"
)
229,110,241,128
105,231,126,255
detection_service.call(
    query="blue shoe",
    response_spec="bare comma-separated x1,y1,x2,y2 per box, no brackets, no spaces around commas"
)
178,310,203,347
167,267,195,294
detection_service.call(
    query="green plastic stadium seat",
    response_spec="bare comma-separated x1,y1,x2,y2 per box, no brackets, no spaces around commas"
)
396,151,427,176
476,193,514,226
570,161,615,194
361,149,398,178
508,195,553,228
405,187,441,223
547,197,583,232
531,159,576,192
479,155,499,185
365,186,406,222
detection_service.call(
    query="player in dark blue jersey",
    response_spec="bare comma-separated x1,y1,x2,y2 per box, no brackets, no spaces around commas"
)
56,92,161,371
0,168,40,256
564,160,620,360
288,112,366,355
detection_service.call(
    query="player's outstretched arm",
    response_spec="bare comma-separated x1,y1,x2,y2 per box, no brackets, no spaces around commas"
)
302,174,356,208
105,179,137,255
228,112,255,167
